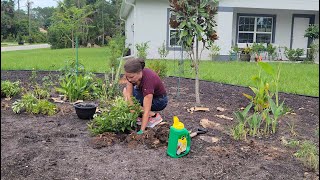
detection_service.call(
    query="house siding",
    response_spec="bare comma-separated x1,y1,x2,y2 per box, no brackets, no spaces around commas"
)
122,0,319,61
219,0,319,11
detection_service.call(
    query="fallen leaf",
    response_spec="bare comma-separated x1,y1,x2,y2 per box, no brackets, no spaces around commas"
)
216,107,225,112
298,107,305,110
215,114,233,120
4,97,11,101
199,136,219,143
200,119,220,129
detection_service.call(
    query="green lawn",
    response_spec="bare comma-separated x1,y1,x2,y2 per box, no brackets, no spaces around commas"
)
1,48,319,97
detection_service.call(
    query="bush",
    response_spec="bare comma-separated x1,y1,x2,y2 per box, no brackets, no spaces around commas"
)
136,41,149,60
147,61,167,79
12,92,57,115
284,47,305,61
1,80,21,98
88,96,142,135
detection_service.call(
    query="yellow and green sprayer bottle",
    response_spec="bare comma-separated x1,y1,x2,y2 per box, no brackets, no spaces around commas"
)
167,116,191,158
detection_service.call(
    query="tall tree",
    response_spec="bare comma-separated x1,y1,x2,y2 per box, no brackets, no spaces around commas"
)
50,4,93,48
169,0,219,104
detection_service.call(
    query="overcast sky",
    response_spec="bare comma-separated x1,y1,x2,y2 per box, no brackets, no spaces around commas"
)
17,0,59,10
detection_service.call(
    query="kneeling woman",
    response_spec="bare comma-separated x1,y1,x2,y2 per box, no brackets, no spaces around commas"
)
123,58,168,134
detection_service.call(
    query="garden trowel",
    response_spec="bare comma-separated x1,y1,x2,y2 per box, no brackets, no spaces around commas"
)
190,128,208,138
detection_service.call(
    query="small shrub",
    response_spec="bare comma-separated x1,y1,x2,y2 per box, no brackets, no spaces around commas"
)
284,47,305,61
148,61,168,79
136,41,149,60
266,44,277,60
12,92,57,115
88,96,142,135
34,84,50,99
158,41,169,59
1,80,21,98
294,141,319,171
209,44,221,60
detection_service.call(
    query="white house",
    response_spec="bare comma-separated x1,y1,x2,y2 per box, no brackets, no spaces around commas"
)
120,0,319,61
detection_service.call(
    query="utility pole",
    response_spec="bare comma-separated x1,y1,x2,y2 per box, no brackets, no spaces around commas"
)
101,4,104,45
17,0,20,19
27,0,33,41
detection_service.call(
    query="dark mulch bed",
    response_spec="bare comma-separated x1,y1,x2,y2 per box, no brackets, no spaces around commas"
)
1,70,319,179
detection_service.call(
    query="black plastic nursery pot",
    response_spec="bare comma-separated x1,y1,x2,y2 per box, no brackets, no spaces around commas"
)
74,102,97,120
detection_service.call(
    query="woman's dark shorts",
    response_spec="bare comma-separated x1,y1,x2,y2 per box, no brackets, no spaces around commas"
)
133,86,168,111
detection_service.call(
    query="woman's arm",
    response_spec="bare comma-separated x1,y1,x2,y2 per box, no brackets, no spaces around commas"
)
140,94,153,131
125,82,134,106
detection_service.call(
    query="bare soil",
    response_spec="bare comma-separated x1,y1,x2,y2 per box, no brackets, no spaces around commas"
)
1,70,319,180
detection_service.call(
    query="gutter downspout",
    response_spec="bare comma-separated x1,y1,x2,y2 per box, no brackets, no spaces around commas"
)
120,0,136,59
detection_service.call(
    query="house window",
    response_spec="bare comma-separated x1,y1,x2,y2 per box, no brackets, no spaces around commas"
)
238,16,274,44
167,9,181,48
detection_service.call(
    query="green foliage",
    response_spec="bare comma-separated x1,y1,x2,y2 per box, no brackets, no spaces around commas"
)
32,99,57,116
304,24,319,40
231,62,285,139
107,35,126,69
147,61,168,79
294,141,319,171
136,41,150,60
55,73,97,102
1,80,21,98
251,43,266,55
209,44,220,60
158,41,169,59
306,42,319,63
34,84,50,99
284,47,305,61
48,4,93,49
231,103,252,141
56,61,101,102
12,92,57,115
266,44,277,61
88,96,142,135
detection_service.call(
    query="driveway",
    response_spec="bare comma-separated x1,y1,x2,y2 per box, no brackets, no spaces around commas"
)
1,43,51,52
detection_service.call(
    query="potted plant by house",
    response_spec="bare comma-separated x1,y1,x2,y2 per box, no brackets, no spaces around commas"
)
240,46,252,61
74,102,97,120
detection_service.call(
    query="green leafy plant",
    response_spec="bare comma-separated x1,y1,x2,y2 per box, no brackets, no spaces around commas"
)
12,92,57,115
1,80,21,98
294,141,319,171
209,44,220,60
266,43,277,61
247,112,262,137
108,34,126,69
306,42,319,63
158,41,169,60
136,41,150,60
88,96,142,135
269,97,284,133
148,61,168,79
304,24,319,42
32,99,57,116
231,103,252,141
12,93,37,114
56,73,97,102
284,47,305,61
34,84,50,99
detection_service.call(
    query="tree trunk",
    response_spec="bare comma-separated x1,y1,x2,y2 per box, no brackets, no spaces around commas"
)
195,38,200,105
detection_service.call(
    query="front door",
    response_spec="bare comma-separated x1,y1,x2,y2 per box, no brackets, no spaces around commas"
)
291,16,311,58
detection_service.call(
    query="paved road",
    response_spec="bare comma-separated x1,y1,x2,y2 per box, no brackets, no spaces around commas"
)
1,43,51,52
